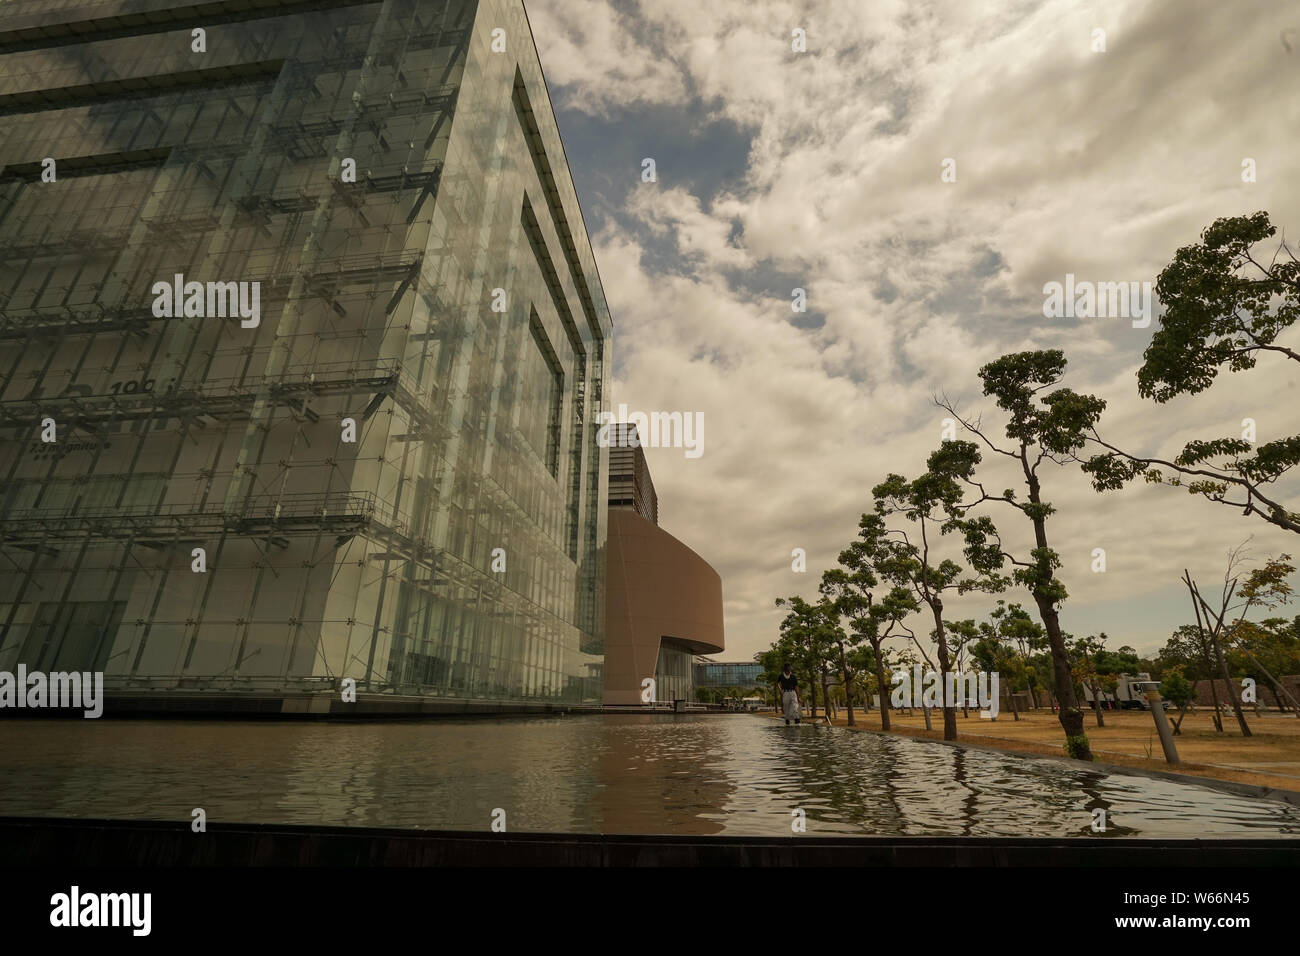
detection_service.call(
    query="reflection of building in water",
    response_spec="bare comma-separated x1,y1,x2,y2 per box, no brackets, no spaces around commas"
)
0,0,612,711
590,715,732,835
602,424,723,704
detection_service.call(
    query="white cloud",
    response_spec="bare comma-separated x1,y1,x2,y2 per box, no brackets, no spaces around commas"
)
533,0,1300,661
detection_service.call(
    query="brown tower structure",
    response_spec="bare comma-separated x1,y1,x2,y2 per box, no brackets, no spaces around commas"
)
602,420,722,705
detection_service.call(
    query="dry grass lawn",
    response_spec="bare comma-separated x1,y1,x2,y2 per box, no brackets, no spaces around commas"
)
780,705,1300,794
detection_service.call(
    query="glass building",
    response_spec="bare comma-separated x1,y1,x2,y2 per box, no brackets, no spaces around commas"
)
694,661,763,689
0,0,612,709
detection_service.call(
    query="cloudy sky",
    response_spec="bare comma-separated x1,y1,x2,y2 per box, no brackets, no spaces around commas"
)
528,0,1300,661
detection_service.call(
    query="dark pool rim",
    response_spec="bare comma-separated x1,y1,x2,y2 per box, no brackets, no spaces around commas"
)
1,816,1298,866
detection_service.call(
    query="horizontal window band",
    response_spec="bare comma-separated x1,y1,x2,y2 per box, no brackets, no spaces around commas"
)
0,59,285,117
0,146,171,182
0,0,380,55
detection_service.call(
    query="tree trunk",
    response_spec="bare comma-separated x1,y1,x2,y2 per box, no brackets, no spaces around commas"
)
1203,671,1224,732
1091,681,1105,728
808,677,818,719
929,601,958,741
1209,635,1251,737
1024,476,1092,760
922,704,932,731
1183,575,1224,732
1034,594,1091,759
838,644,856,727
871,638,891,731
1009,689,1019,721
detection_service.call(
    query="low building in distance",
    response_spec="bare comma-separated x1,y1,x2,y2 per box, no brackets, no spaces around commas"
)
694,659,763,691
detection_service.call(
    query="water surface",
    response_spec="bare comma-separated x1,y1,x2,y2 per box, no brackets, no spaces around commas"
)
1,714,1297,837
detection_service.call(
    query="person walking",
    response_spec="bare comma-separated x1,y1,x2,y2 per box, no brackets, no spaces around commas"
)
778,664,801,725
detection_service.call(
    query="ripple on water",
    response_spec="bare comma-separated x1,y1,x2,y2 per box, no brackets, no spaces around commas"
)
0,715,1296,837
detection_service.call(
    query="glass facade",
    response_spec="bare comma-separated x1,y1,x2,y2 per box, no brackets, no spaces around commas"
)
654,639,694,703
0,0,611,704
694,662,763,688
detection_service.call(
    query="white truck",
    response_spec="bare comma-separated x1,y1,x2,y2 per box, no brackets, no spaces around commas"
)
1114,673,1169,710
1081,673,1169,710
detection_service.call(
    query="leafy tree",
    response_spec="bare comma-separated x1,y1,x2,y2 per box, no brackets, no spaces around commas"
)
1094,644,1141,676
819,568,870,727
774,595,840,719
827,517,922,731
761,632,807,713
847,645,882,711
755,647,793,711
981,600,1046,708
1159,622,1226,729
1180,541,1273,737
970,617,1027,721
1070,633,1109,728
938,350,1105,760
867,454,1004,741
1227,554,1300,712
942,618,981,716
1160,669,1196,734
1083,212,1300,534
1228,617,1300,712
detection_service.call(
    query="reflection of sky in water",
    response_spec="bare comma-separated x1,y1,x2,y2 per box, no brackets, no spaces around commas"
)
1,715,1297,837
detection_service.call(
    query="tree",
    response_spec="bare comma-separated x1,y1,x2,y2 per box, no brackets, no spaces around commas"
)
867,455,1003,741
1160,670,1196,734
847,645,881,712
1070,633,1109,728
1228,554,1300,712
819,569,869,727
823,532,921,731
1082,211,1300,534
1228,617,1300,712
938,350,1105,760
942,618,980,717
1181,541,1268,737
1159,622,1226,730
982,600,1047,708
774,595,839,719
971,606,1029,721
982,600,1045,707
1185,546,1299,732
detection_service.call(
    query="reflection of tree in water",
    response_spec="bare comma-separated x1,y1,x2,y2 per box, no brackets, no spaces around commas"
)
1,716,1295,837
949,746,978,837
1077,771,1138,838
772,724,886,834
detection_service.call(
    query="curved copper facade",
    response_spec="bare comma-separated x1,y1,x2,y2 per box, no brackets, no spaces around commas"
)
603,509,724,705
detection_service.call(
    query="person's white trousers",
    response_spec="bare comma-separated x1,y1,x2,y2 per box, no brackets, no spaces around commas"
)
782,690,800,721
